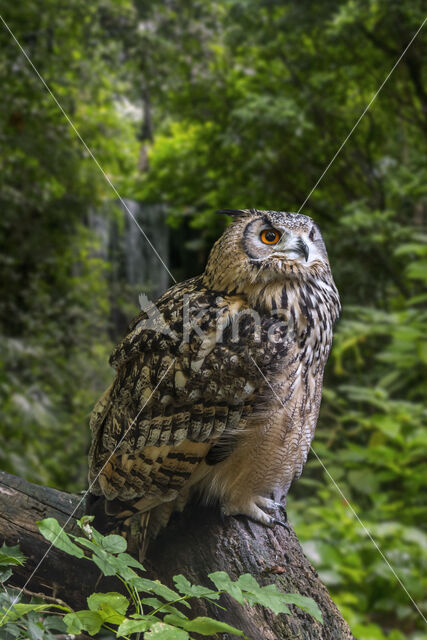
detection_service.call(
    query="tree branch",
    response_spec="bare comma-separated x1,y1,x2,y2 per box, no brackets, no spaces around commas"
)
0,470,354,639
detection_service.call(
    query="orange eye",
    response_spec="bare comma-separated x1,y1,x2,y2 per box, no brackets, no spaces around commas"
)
260,229,280,245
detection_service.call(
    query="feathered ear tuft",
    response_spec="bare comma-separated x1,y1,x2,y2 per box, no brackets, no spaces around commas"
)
216,208,255,217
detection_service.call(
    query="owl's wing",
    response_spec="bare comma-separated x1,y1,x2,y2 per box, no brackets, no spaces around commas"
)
88,277,265,504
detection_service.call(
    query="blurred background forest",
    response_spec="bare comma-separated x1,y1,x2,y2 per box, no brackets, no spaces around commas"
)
0,1,426,638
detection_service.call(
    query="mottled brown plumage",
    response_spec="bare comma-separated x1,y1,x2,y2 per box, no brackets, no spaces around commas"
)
88,209,340,557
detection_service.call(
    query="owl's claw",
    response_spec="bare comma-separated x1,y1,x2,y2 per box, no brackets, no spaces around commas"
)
255,497,287,520
221,496,290,532
272,517,290,530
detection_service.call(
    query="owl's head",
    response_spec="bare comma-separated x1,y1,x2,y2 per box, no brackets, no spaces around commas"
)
203,209,332,296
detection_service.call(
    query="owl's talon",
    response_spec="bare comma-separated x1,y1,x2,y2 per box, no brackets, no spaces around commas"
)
273,518,290,530
255,497,287,519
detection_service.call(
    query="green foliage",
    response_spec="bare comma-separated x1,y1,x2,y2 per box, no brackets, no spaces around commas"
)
130,2,427,637
0,0,137,490
0,543,68,639
0,519,321,639
0,0,426,637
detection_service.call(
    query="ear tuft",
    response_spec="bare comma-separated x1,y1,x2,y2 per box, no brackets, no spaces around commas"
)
216,209,255,217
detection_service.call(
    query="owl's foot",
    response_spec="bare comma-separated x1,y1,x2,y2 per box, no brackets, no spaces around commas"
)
256,496,287,517
221,496,289,530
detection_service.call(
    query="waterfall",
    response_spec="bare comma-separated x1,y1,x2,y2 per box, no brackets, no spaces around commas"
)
89,200,170,338
122,200,169,299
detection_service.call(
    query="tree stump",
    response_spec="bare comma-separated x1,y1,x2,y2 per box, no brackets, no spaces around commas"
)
0,470,354,639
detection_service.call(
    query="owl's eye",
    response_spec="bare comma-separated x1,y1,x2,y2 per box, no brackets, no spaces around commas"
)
309,227,316,241
260,229,281,245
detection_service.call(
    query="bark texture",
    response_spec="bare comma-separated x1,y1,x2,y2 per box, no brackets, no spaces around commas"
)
0,470,354,639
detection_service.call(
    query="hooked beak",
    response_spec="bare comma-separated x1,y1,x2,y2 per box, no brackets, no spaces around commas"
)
273,234,309,262
296,237,309,262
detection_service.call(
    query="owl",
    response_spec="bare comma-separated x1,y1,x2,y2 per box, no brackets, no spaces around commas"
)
88,209,340,557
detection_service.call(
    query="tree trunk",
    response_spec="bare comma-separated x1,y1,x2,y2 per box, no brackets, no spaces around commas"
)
0,470,354,639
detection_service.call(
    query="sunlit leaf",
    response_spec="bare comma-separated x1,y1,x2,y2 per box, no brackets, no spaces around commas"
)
63,610,103,636
87,592,129,616
208,571,244,604
37,519,84,559
164,614,245,636
145,621,189,639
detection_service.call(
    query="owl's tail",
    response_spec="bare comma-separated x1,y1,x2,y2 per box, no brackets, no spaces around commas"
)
120,510,151,561
86,492,190,561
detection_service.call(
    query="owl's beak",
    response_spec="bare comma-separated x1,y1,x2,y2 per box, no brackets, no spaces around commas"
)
274,234,309,262
296,238,309,262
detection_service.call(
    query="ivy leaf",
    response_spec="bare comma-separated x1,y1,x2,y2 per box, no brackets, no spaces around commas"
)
281,593,323,623
101,534,127,553
208,571,244,604
173,575,220,600
37,519,84,559
117,617,151,635
0,544,26,566
63,610,103,636
164,614,245,636
145,621,189,639
87,592,129,616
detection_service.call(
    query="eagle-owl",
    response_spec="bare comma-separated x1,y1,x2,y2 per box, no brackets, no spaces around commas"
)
88,209,340,557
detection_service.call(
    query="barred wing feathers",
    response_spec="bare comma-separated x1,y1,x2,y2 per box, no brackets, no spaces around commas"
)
88,276,268,505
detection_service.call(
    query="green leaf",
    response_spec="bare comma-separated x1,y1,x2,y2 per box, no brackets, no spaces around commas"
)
117,617,151,635
0,603,69,625
37,519,84,559
173,575,220,600
73,537,100,553
91,548,119,576
140,598,186,617
86,550,140,581
208,571,244,604
101,534,127,553
145,622,189,639
96,603,126,625
63,610,103,636
243,584,291,614
0,568,12,583
281,594,323,623
87,592,129,616
164,614,245,636
234,576,292,615
117,552,145,572
236,574,259,592
0,544,26,566
130,577,188,605
78,515,95,527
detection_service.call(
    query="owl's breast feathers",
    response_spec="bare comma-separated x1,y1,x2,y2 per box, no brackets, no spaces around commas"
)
88,271,339,531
